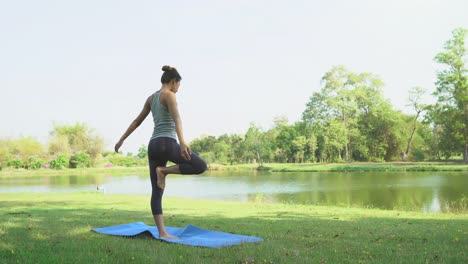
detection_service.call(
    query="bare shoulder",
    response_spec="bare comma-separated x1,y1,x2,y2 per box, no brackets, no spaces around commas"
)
146,94,153,103
161,90,176,103
145,94,153,108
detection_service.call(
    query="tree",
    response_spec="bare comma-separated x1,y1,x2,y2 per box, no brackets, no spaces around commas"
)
243,123,271,166
49,123,104,163
228,134,244,164
190,135,217,154
303,66,397,162
274,123,298,162
137,145,148,159
48,135,71,156
0,138,11,165
323,119,348,162
402,87,426,160
429,28,468,162
9,137,45,167
320,66,360,161
291,136,307,163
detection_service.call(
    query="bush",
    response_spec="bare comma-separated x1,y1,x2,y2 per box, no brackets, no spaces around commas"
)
6,159,24,169
28,157,45,170
0,164,2,171
410,149,426,161
49,154,68,169
69,152,92,168
136,158,147,166
108,155,138,167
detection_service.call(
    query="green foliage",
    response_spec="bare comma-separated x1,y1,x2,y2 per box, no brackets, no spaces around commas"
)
28,157,45,170
302,66,408,162
199,152,216,165
6,159,24,169
192,134,244,165
49,123,104,164
48,135,71,157
108,154,138,167
49,154,68,169
136,145,148,159
69,152,92,168
0,139,10,165
428,27,468,162
7,137,45,165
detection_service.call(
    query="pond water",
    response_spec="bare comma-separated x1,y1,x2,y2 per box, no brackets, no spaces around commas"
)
1,170,466,213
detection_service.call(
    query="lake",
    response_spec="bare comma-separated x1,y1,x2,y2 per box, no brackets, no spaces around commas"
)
1,170,466,213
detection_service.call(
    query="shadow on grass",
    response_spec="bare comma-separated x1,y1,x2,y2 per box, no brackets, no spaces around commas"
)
1,200,467,264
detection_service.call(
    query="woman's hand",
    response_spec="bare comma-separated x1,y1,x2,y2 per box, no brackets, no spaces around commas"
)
180,142,192,161
114,140,123,153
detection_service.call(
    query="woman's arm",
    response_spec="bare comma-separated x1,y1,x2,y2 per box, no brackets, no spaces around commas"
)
115,96,152,152
164,91,192,160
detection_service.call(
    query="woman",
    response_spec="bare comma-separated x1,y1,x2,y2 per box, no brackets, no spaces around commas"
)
115,65,207,239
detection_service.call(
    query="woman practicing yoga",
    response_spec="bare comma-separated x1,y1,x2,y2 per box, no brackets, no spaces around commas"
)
115,65,207,239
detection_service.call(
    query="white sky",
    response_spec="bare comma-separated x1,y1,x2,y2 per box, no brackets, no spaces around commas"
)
1,0,467,153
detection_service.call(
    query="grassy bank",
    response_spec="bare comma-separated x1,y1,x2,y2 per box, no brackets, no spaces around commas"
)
211,162,468,172
0,166,149,178
1,193,467,263
0,162,467,179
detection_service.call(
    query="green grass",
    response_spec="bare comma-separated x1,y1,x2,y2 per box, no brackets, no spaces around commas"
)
1,193,467,263
218,162,468,172
1,162,467,179
0,166,149,178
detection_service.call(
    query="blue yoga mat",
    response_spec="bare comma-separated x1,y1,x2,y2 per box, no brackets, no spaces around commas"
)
92,222,263,248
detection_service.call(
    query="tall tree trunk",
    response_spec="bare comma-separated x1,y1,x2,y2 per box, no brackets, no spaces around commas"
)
404,110,422,160
464,143,468,163
404,126,417,159
345,143,349,161
464,103,468,163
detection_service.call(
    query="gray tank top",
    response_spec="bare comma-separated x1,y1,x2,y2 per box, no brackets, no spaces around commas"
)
150,91,177,140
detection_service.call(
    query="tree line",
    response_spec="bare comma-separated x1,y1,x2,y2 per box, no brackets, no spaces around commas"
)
1,28,466,170
193,28,468,164
0,122,151,170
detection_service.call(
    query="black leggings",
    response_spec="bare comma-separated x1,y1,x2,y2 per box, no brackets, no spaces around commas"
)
148,137,207,215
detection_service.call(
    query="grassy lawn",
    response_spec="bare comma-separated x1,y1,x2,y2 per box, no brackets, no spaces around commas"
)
1,193,466,263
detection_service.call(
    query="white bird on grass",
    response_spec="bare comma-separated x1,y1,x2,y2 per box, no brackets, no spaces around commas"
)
96,186,106,193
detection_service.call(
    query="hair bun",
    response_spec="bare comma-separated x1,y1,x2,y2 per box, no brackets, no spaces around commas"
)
162,65,173,72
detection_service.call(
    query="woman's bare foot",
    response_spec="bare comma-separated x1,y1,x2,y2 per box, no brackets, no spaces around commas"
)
156,167,166,190
159,233,178,239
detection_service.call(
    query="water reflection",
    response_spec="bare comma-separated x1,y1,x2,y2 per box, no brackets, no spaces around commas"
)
0,171,466,213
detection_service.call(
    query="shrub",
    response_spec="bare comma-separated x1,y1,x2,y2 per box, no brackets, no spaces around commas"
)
28,157,45,170
6,159,24,169
136,158,147,166
108,155,137,167
0,163,2,171
49,154,68,169
69,152,92,168
410,149,426,161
